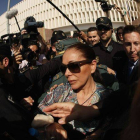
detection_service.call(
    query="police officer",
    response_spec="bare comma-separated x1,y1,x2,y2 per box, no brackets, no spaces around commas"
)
93,17,128,82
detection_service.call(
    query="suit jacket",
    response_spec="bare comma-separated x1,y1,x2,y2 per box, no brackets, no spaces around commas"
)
122,60,139,85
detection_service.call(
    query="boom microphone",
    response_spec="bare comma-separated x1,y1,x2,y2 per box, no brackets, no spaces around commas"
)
6,9,18,19
6,9,21,31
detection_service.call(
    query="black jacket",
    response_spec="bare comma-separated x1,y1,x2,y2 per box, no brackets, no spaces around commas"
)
93,40,128,82
0,83,36,140
122,60,139,85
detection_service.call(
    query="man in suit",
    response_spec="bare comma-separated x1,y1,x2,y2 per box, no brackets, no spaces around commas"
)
122,25,140,85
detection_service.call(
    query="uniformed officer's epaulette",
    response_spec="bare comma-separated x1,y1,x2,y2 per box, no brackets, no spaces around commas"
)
97,64,107,70
52,72,63,82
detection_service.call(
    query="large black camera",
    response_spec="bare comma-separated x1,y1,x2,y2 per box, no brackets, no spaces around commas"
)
95,0,115,12
24,16,44,34
1,33,20,46
21,16,44,46
20,40,40,64
20,17,43,63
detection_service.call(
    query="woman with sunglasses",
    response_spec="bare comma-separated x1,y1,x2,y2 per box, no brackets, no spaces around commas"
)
38,43,110,140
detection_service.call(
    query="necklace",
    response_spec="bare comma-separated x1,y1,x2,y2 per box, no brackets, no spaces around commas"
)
81,84,96,105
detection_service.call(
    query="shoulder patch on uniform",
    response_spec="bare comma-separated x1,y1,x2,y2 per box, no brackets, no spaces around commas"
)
96,56,99,63
52,72,63,82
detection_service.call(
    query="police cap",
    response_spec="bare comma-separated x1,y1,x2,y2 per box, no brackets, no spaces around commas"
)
51,30,67,45
96,17,113,30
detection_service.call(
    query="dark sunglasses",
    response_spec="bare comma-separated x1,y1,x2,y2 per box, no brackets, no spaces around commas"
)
98,26,111,31
60,60,92,74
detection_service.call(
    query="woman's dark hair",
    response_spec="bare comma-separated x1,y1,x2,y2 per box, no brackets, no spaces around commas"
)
116,26,124,42
66,43,96,60
64,43,103,84
27,40,40,53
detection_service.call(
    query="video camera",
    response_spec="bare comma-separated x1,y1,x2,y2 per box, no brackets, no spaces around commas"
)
21,16,44,44
24,16,44,34
95,0,115,12
1,33,20,45
21,16,44,63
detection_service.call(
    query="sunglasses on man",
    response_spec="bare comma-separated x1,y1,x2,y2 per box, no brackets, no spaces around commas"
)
97,26,111,31
60,60,92,74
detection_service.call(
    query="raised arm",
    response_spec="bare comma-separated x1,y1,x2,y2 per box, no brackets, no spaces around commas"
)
113,4,131,25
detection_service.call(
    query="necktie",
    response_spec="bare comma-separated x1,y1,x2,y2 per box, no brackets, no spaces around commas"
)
128,62,134,76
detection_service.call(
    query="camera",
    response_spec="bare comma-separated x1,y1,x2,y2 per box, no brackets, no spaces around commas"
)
1,33,20,45
95,0,115,11
20,40,39,63
21,16,44,46
24,16,44,34
20,17,43,63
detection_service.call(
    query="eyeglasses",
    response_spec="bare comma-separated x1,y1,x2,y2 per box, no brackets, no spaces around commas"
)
98,26,111,31
60,60,92,74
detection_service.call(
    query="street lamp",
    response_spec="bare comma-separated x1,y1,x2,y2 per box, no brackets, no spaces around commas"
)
7,0,11,34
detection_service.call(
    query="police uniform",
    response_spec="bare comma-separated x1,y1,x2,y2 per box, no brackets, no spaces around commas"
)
93,40,127,82
97,64,119,91
94,17,128,82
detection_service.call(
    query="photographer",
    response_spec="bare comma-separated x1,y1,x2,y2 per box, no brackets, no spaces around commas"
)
0,43,37,140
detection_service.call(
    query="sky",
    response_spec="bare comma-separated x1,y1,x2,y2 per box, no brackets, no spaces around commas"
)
0,0,21,16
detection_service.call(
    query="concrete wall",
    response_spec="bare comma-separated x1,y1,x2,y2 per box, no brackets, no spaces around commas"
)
0,0,139,38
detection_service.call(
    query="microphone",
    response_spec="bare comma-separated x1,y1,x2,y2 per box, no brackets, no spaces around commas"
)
6,9,18,19
6,9,21,31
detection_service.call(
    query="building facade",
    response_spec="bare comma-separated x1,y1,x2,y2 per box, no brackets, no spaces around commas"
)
0,0,139,37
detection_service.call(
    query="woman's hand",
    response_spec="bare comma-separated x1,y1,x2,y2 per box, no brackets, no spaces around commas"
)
45,122,67,140
113,4,123,16
20,96,34,110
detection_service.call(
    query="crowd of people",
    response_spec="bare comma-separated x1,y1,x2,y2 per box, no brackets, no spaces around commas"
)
0,3,140,140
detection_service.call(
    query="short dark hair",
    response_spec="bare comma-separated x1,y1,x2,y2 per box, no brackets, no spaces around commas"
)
87,27,97,33
0,44,13,66
0,55,13,66
123,25,140,37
